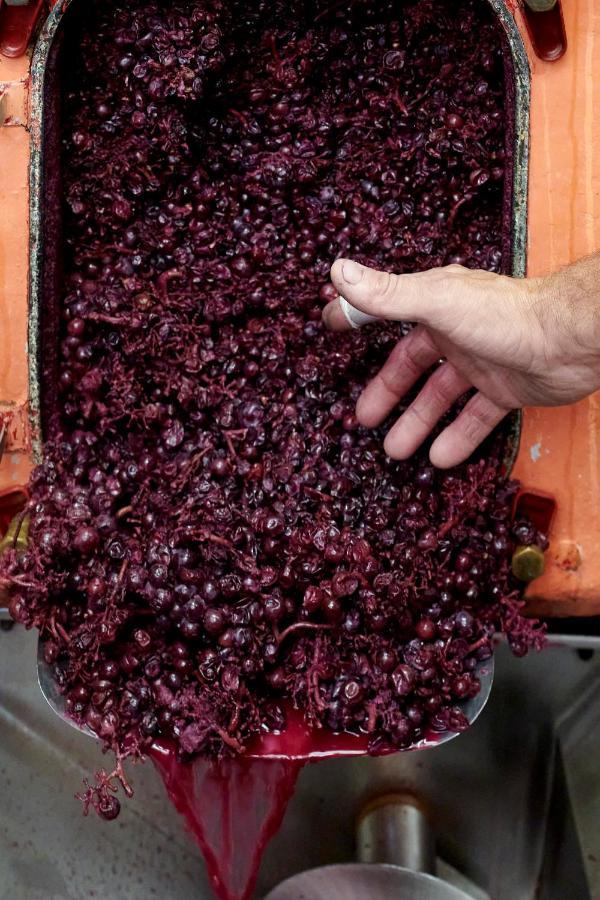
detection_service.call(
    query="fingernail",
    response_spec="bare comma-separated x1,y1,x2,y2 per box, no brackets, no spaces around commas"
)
341,259,365,285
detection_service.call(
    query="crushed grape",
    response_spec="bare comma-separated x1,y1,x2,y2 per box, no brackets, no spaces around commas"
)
1,0,546,818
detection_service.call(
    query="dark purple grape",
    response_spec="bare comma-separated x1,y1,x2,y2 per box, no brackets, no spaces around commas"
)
97,796,121,821
204,608,226,636
73,526,100,556
392,665,415,697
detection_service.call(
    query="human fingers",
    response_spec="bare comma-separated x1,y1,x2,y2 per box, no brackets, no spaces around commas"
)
356,327,441,428
325,258,461,328
382,363,472,460
428,392,511,468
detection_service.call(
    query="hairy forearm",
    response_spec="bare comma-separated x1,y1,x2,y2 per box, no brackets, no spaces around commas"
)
541,253,600,367
323,254,600,467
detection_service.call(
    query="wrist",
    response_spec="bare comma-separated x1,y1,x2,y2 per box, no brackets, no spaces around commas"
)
537,263,600,393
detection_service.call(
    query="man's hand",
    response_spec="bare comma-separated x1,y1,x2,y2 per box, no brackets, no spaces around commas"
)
322,257,600,468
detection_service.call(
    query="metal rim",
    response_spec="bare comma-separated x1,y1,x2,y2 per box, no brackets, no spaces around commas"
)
264,864,474,900
490,0,531,473
490,0,531,280
28,0,76,463
37,644,494,752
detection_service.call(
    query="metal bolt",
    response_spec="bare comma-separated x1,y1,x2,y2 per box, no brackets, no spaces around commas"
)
511,544,545,582
524,0,557,11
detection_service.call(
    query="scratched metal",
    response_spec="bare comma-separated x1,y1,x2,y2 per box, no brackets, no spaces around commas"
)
2,627,598,898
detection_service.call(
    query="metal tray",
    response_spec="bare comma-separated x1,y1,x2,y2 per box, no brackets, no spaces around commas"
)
2,628,598,899
26,0,531,465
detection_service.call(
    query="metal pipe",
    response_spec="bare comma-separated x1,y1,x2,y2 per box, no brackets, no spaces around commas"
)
356,793,436,874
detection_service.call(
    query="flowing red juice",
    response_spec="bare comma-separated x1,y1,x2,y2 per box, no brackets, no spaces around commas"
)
151,744,303,900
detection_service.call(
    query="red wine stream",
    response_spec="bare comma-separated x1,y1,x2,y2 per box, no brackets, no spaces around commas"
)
151,742,303,900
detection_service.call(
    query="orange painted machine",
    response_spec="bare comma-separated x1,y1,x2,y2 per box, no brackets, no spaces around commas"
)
0,0,598,617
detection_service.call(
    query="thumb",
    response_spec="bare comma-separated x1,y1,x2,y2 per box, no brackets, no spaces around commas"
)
324,258,456,331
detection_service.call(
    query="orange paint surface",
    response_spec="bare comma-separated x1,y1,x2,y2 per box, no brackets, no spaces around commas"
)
512,1,600,615
0,4,599,615
0,50,31,490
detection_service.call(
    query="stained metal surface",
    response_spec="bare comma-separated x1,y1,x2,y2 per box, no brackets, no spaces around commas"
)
0,626,213,900
555,671,600,896
488,0,531,280
254,639,600,899
264,865,472,900
2,628,599,899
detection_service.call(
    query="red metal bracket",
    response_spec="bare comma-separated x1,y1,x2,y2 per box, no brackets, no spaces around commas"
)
514,489,557,536
0,0,46,58
521,0,567,62
0,486,28,537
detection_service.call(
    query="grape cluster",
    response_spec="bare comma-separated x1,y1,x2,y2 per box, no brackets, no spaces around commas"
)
2,0,545,816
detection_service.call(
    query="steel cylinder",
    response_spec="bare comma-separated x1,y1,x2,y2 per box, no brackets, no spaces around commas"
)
356,793,436,874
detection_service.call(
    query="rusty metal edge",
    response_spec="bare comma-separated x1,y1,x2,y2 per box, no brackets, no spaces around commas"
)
28,0,75,464
27,0,529,475
490,0,531,281
489,0,531,475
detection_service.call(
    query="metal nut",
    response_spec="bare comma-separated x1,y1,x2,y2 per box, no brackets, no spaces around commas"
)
524,0,557,11
511,544,545,582
0,513,29,557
